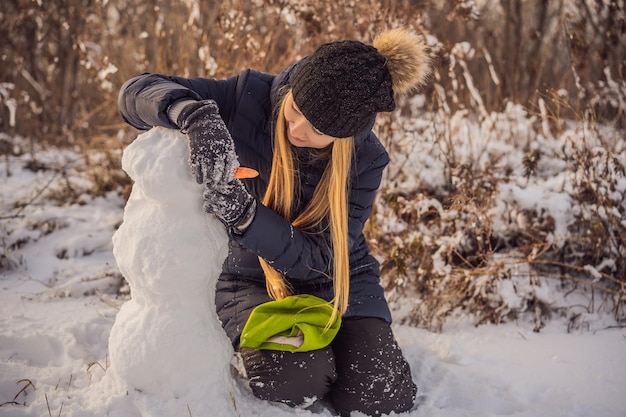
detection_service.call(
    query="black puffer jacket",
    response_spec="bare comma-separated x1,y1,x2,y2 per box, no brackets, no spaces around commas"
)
118,62,392,348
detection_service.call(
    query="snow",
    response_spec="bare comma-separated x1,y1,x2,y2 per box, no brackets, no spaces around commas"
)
397,323,626,417
1,127,626,417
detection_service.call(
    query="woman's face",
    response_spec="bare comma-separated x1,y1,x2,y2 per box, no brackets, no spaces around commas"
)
284,94,337,149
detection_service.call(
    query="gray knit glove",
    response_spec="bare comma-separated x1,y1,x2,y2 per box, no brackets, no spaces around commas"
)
203,180,257,232
177,99,239,186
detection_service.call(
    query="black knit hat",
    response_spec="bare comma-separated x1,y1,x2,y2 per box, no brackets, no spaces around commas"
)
291,40,396,138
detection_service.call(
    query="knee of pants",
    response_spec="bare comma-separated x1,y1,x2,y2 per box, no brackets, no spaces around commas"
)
330,317,418,416
241,347,337,407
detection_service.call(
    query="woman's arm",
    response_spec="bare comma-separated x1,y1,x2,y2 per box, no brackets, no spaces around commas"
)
118,73,238,130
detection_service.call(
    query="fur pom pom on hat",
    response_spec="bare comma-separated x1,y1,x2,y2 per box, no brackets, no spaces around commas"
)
291,27,431,138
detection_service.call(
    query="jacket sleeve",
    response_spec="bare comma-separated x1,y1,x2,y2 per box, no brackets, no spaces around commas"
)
117,73,239,130
234,135,389,281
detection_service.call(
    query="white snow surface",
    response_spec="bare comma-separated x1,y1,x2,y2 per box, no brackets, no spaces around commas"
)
1,127,625,417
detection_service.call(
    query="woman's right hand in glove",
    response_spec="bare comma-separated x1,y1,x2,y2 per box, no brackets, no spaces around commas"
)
176,99,240,186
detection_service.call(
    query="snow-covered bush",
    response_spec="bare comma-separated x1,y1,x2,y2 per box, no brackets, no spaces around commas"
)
369,96,625,331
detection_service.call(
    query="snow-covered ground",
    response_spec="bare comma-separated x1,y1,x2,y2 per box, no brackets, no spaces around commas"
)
1,126,625,417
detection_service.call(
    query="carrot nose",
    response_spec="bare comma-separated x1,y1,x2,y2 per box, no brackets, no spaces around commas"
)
234,167,259,179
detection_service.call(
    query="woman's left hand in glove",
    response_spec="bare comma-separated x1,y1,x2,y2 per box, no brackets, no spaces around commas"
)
203,180,257,233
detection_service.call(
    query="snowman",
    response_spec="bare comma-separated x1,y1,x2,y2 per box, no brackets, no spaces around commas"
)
106,127,236,416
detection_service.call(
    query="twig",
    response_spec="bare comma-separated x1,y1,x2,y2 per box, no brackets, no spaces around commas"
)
0,213,25,221
9,169,60,219
44,392,65,417
87,361,108,386
593,324,626,334
13,379,35,402
530,259,625,291
45,394,52,417
66,374,73,392
20,68,48,99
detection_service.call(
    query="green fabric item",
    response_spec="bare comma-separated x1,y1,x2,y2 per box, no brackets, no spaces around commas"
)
240,294,341,352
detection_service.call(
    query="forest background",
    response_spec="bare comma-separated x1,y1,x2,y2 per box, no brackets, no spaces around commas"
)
1,0,625,330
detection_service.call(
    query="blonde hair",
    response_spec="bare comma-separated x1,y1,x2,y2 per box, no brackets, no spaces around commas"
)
259,90,353,326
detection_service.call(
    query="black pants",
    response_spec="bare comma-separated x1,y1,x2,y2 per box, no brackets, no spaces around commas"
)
240,317,417,416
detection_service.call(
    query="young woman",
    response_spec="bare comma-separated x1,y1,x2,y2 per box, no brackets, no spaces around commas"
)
118,27,431,416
